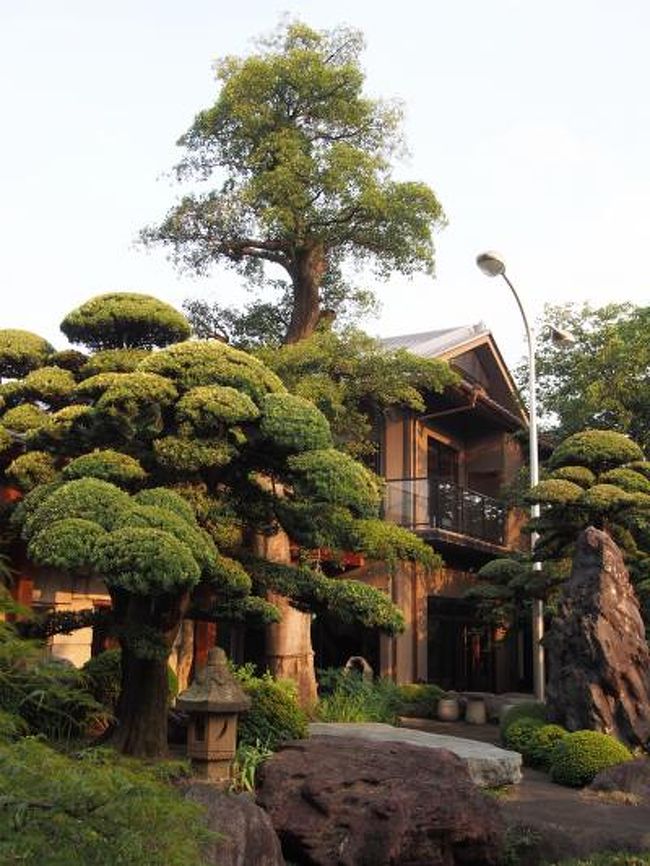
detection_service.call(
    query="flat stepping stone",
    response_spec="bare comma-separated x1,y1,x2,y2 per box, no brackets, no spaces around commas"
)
308,722,522,788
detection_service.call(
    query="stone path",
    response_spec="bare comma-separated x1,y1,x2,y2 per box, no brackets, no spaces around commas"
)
308,721,522,788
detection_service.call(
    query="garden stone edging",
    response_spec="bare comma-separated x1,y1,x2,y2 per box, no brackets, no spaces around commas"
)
308,722,522,787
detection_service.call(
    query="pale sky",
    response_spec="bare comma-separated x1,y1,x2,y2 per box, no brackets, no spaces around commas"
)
1,0,649,366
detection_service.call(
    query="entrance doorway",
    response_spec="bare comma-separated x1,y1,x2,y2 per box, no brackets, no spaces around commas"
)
427,596,494,691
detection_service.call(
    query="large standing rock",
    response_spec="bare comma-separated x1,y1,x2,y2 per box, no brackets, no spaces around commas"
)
545,526,650,748
183,782,285,866
256,737,504,866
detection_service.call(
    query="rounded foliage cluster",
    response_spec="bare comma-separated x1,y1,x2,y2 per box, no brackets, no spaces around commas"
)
62,450,147,488
599,467,650,494
503,716,545,753
233,666,308,749
80,348,151,377
579,483,635,511
525,723,569,769
549,430,644,472
49,348,88,372
139,339,284,400
549,730,632,787
6,451,58,491
260,392,332,452
527,478,584,505
176,384,260,431
28,518,106,573
153,435,234,472
94,527,201,594
0,426,12,458
60,292,191,350
22,477,132,539
552,465,596,488
14,366,76,405
0,329,53,378
1,403,48,433
133,487,197,524
288,448,382,517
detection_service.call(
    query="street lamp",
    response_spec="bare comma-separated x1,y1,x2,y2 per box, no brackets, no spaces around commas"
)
475,250,547,702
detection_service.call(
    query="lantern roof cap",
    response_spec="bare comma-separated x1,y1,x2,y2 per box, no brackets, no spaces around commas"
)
176,647,251,713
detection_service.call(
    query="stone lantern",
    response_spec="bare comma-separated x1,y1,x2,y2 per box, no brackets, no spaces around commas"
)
176,646,251,784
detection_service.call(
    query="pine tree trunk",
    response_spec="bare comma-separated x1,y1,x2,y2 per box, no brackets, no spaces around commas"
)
285,245,326,344
111,647,170,757
253,530,318,708
107,590,189,758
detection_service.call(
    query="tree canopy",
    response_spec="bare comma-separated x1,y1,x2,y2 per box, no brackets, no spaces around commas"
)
143,20,445,343
0,291,436,756
527,302,650,451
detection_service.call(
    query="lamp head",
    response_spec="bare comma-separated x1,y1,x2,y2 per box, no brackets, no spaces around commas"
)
549,325,576,347
476,251,506,277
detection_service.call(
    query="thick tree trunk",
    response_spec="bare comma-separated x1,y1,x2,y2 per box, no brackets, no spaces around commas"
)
111,647,170,757
108,590,189,758
285,244,326,344
253,530,318,708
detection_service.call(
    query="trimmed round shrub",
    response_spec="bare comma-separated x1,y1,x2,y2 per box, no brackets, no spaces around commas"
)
28,518,107,572
153,435,235,472
527,478,584,505
395,683,445,718
16,366,76,405
503,717,545,754
552,465,596,488
93,527,201,594
80,348,150,377
549,730,633,787
260,392,332,452
139,339,284,400
94,372,178,411
0,329,53,378
500,701,547,738
22,477,131,540
61,292,191,350
49,348,88,372
599,467,650,494
1,403,48,433
233,668,308,749
6,451,58,491
176,384,260,430
525,723,569,769
82,649,178,714
288,448,382,517
579,483,634,511
549,430,644,472
133,487,197,525
63,449,146,488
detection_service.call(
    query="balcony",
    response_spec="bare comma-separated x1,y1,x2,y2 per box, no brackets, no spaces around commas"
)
383,476,506,546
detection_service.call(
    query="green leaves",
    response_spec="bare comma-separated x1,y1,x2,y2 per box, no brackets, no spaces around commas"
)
0,329,53,378
287,448,382,517
60,292,191,350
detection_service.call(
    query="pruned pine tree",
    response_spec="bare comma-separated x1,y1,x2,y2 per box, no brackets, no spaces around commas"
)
0,292,435,756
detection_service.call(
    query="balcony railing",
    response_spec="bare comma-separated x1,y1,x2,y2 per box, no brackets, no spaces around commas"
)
383,476,506,545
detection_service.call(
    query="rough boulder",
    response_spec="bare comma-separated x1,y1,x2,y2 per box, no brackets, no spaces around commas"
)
545,526,650,748
256,736,504,866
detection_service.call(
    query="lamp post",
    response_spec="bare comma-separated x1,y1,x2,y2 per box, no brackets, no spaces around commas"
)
475,251,546,701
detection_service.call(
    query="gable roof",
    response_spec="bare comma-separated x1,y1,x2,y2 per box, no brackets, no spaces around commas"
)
380,323,490,358
380,323,527,427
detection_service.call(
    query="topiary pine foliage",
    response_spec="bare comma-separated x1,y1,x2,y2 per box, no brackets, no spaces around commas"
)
0,329,53,378
1,291,438,757
549,730,632,787
60,292,192,350
474,430,650,631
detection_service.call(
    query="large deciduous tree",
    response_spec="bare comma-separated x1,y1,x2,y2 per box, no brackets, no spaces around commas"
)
0,292,435,756
143,21,445,344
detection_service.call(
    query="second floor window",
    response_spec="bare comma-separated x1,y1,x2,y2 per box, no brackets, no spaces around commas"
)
428,438,458,483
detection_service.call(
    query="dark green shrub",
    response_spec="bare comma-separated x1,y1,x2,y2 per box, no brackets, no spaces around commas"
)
0,738,212,866
552,854,650,865
500,701,547,738
525,723,568,769
83,650,179,715
232,665,308,749
503,717,545,754
395,682,445,718
550,730,633,787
